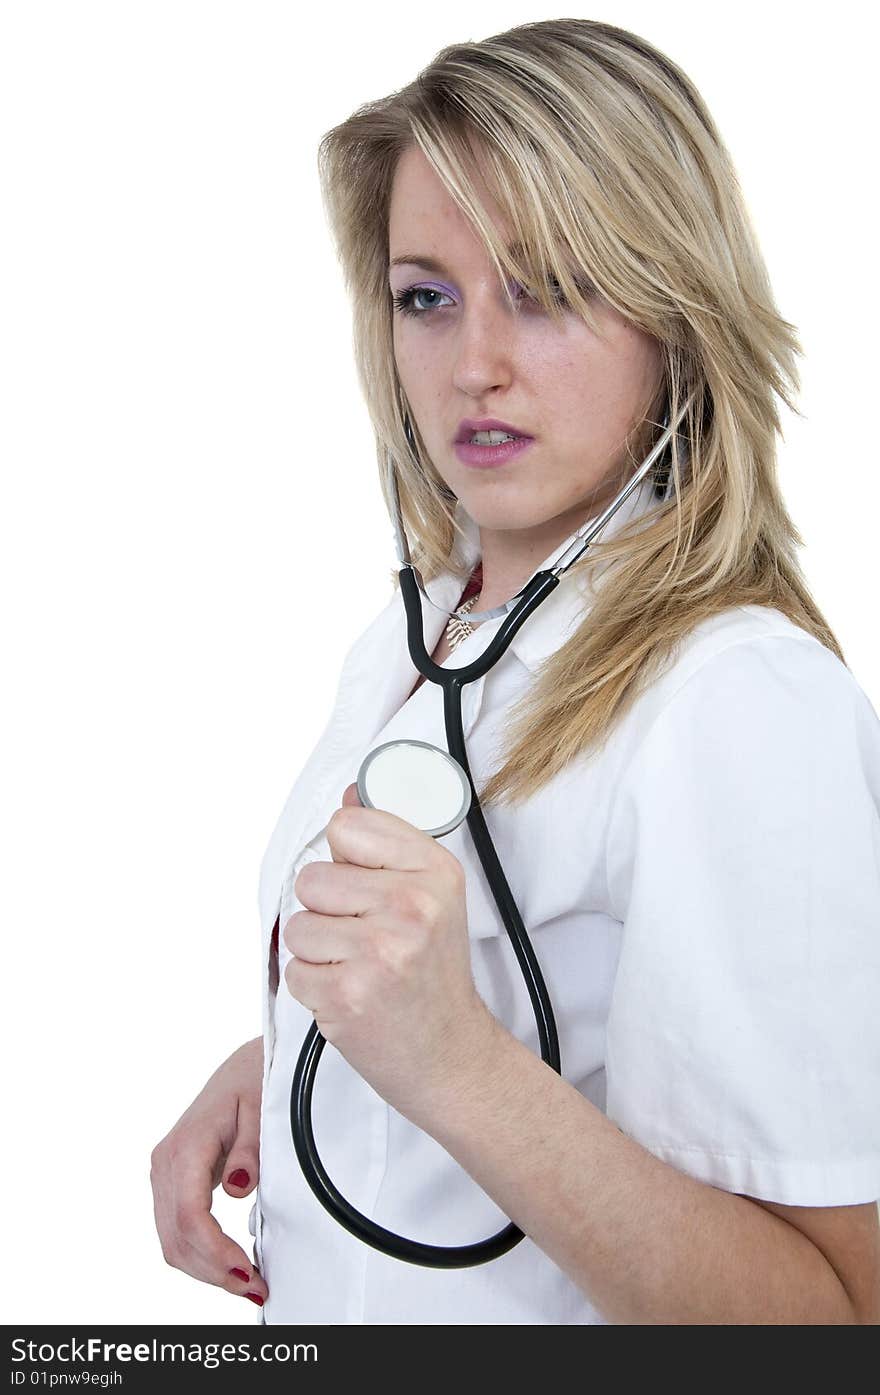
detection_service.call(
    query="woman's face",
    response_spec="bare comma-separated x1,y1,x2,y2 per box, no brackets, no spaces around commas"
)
388,145,665,555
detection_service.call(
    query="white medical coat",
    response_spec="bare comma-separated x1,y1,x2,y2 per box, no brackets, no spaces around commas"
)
249,478,880,1325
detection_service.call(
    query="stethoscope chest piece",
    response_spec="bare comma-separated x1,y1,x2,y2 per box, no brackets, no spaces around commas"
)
291,393,693,1269
356,739,472,838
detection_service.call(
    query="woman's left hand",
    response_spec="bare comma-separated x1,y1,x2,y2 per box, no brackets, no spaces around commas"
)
282,782,494,1122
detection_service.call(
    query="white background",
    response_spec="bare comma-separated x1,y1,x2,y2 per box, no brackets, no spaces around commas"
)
2,1,877,1325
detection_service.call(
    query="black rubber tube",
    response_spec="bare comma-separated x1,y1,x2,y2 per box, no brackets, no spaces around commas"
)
290,566,562,1267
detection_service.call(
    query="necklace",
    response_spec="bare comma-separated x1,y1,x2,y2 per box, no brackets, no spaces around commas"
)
445,593,479,651
445,561,483,652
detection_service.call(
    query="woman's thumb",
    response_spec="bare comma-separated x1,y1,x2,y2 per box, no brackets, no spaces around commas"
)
221,1110,259,1199
223,1155,258,1199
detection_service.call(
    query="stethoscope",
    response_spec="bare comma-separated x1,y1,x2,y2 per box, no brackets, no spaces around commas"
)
290,394,694,1268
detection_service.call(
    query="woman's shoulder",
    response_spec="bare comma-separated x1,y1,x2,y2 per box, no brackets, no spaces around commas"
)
586,603,879,813
627,602,869,741
655,601,837,692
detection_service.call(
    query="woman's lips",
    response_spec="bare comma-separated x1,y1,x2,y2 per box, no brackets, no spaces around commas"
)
453,437,535,468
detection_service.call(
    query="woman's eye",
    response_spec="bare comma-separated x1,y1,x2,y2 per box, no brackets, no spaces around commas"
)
390,275,579,319
391,286,454,317
528,276,568,304
510,275,575,310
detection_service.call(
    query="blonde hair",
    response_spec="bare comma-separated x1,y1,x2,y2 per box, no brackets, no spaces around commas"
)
316,17,843,808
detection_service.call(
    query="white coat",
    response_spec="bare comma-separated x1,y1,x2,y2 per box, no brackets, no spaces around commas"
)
248,477,880,1324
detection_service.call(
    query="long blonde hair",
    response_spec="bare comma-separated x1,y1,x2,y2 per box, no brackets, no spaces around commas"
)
316,17,843,808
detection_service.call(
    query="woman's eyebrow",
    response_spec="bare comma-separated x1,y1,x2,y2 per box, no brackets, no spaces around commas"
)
389,253,449,274
388,244,528,277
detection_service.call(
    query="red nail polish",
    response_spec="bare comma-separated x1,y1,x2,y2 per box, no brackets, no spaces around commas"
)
228,1169,250,1188
245,1292,264,1306
229,1268,250,1282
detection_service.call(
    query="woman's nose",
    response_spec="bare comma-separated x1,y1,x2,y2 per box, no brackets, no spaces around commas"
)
451,296,518,395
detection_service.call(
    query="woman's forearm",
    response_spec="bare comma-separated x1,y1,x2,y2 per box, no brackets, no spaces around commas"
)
409,1007,858,1325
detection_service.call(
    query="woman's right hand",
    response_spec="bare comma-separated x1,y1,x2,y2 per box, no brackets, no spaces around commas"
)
150,1036,269,1308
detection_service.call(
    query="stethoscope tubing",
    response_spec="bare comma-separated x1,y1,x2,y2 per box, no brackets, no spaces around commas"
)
290,566,562,1268
289,393,695,1267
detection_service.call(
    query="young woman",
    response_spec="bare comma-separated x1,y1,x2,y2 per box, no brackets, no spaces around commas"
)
150,18,880,1324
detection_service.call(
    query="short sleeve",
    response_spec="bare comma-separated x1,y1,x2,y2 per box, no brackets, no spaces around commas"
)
604,633,880,1205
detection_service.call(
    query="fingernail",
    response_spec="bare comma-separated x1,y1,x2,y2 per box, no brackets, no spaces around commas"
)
245,1292,264,1306
229,1268,250,1282
228,1169,250,1187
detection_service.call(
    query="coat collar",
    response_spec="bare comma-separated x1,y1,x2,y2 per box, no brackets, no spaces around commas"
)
258,476,663,938
420,476,662,674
